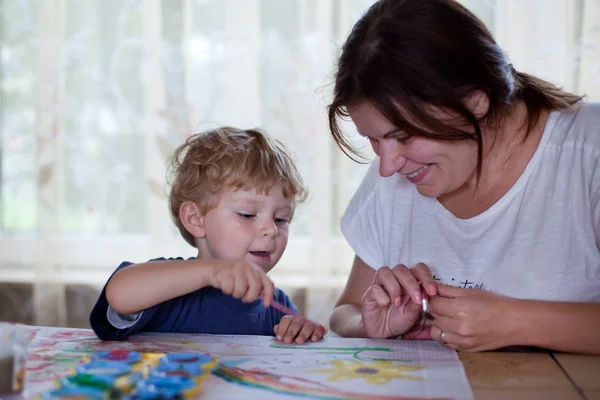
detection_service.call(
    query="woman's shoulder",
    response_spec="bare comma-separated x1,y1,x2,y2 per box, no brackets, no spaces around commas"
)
545,101,600,152
340,158,416,235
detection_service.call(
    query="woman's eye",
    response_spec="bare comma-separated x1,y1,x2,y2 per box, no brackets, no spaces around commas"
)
395,136,412,144
238,213,255,219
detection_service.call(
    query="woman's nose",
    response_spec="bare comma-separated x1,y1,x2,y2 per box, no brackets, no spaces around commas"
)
379,142,407,177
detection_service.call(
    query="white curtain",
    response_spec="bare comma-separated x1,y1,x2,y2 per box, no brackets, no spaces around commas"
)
1,0,599,328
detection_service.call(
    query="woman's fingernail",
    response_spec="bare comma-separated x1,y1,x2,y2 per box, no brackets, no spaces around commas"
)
429,284,437,295
414,292,422,303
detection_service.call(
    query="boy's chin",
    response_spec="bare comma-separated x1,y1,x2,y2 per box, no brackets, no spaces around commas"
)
246,253,277,271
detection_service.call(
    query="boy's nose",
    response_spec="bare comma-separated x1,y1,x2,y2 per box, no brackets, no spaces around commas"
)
260,220,278,237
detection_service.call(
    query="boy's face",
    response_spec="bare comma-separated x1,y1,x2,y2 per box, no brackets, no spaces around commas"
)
197,183,295,273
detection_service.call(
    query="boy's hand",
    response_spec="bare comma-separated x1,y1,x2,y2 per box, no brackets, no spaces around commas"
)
274,315,326,344
209,260,275,306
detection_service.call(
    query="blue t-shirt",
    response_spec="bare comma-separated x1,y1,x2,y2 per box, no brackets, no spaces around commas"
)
89,258,297,341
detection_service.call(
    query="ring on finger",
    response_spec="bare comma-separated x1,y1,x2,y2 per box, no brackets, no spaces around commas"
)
438,329,446,343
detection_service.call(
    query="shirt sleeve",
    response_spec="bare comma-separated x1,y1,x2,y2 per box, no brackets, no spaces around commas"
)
339,160,386,270
591,150,600,247
89,259,166,341
106,306,142,329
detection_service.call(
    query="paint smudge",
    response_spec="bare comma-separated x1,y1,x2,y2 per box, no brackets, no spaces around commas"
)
213,365,449,400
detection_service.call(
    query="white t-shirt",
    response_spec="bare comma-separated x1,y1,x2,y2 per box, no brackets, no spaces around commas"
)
340,102,600,302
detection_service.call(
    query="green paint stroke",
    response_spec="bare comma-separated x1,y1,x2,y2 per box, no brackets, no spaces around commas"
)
270,345,411,362
53,357,81,363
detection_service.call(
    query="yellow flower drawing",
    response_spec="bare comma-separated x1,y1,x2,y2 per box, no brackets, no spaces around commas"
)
311,360,424,385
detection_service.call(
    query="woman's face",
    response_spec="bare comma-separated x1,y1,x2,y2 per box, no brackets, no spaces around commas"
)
347,101,479,198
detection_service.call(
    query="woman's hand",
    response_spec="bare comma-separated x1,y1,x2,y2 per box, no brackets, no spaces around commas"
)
429,284,520,352
361,263,438,338
209,260,275,306
274,315,327,344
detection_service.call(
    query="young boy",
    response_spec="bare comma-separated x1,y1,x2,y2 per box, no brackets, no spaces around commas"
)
90,127,325,344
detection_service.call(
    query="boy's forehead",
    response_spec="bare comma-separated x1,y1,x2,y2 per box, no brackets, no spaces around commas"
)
226,185,295,206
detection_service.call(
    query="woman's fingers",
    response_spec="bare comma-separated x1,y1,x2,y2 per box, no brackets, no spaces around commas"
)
411,262,437,296
373,263,435,305
430,325,475,351
389,264,422,304
428,296,458,317
436,283,478,298
373,267,404,305
363,284,392,307
428,313,461,333
430,325,453,345
403,324,432,340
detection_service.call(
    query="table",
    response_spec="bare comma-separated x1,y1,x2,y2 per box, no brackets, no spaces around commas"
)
460,351,600,400
16,327,600,400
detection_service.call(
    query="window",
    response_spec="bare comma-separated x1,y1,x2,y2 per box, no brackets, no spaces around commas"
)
1,0,599,326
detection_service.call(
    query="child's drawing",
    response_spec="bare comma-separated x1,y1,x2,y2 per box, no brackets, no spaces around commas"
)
25,327,473,400
213,364,438,400
311,360,424,384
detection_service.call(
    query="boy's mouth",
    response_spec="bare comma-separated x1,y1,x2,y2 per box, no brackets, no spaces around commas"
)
249,251,271,257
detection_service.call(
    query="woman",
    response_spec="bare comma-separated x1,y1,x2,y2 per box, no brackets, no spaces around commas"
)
328,0,600,355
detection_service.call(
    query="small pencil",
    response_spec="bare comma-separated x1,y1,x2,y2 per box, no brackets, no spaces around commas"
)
259,294,329,336
258,294,298,316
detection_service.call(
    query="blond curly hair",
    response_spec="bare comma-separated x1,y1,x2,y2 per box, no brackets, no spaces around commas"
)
167,127,308,247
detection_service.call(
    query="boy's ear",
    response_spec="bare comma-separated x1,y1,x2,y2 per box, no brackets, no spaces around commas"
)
179,201,206,238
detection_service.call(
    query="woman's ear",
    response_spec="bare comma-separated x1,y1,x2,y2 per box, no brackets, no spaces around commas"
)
466,89,490,118
179,201,206,239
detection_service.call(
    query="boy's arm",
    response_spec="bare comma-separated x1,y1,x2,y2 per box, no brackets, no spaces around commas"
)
105,258,221,315
91,257,275,340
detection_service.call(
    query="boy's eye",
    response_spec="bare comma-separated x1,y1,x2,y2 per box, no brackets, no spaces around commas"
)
275,218,290,225
238,213,255,219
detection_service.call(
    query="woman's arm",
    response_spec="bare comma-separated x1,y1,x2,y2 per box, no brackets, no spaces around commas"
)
517,300,600,355
329,256,376,337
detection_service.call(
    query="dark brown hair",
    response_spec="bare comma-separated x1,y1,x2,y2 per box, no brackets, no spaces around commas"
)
328,0,583,177
168,127,308,247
